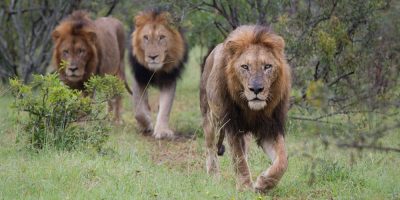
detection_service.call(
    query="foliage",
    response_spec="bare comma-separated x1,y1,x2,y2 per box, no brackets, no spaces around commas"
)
9,73,124,151
0,0,81,83
0,0,399,153
186,0,400,153
0,36,398,199
84,75,126,104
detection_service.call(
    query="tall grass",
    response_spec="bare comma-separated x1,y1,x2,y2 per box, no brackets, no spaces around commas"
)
0,48,399,199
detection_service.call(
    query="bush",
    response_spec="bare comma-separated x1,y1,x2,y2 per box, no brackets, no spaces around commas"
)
10,73,125,151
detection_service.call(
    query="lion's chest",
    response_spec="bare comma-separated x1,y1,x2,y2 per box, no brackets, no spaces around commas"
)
221,104,282,142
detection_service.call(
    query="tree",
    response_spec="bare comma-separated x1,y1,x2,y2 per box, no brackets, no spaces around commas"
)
0,0,123,83
188,0,400,153
0,0,398,152
0,0,82,83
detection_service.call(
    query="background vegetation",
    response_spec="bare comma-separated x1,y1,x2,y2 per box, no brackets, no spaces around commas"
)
0,0,399,199
10,74,124,151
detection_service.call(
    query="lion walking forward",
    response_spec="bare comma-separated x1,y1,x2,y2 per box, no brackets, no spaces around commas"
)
52,11,128,123
200,25,291,192
129,10,188,139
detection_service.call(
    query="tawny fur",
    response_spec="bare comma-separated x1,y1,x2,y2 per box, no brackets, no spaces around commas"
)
131,10,186,73
129,10,188,139
52,10,127,123
200,25,291,192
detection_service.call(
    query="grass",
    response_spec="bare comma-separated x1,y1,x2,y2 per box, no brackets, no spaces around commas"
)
0,47,399,199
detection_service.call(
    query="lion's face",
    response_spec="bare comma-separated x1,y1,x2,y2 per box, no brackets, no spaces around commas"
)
52,11,98,85
139,24,171,71
132,11,186,73
228,45,279,111
56,36,92,82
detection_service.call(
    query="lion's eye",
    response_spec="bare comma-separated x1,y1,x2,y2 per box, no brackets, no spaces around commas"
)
263,64,272,71
143,35,149,40
159,35,165,40
78,49,85,55
241,64,249,70
63,50,69,56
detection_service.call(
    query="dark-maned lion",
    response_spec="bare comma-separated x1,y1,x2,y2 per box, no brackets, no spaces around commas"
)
200,25,291,192
129,10,188,139
52,10,128,123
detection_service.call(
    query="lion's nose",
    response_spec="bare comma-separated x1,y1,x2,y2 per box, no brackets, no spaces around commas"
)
68,66,78,72
249,86,264,94
148,55,159,60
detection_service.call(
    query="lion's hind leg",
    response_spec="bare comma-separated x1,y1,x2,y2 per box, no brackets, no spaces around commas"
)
254,134,288,193
227,133,253,191
204,113,220,176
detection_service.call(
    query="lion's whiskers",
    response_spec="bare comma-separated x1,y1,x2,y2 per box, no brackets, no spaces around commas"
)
162,59,178,65
239,91,247,100
265,94,272,103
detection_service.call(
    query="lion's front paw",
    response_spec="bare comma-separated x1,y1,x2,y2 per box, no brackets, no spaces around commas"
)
253,175,276,193
137,122,153,135
135,113,153,135
136,122,153,135
253,182,265,193
153,128,174,139
139,126,153,135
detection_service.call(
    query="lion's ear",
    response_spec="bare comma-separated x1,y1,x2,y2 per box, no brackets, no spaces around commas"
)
160,12,174,24
225,40,240,56
86,31,97,43
263,34,285,55
135,12,146,28
52,30,60,42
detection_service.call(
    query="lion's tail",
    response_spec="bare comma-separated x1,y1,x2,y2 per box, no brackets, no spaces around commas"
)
124,81,133,95
201,45,216,74
217,131,225,156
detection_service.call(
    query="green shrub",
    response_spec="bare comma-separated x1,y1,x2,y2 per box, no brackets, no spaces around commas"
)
10,73,124,151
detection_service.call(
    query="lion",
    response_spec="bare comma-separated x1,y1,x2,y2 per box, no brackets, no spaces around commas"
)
51,10,130,124
200,25,291,192
129,10,187,139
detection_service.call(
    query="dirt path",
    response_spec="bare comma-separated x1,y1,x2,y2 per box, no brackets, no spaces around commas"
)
138,134,205,172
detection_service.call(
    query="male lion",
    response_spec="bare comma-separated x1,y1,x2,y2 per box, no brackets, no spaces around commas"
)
52,11,129,123
200,25,291,192
129,10,187,139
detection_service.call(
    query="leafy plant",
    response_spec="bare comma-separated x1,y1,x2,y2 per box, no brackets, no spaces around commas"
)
10,73,124,151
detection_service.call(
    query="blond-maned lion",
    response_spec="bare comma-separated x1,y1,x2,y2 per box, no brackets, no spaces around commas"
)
129,10,187,139
52,10,129,123
200,25,291,192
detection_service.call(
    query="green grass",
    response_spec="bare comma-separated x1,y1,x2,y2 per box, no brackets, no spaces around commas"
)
0,47,399,199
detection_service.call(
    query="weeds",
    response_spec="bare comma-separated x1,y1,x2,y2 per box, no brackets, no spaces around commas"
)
9,73,124,151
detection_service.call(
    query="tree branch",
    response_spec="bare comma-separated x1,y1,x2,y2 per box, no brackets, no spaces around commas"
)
336,143,400,153
105,0,118,16
328,71,354,87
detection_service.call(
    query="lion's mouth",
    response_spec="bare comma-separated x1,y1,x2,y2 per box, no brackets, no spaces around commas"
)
66,74,83,81
69,74,83,78
247,98,267,110
147,63,163,71
249,97,265,102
